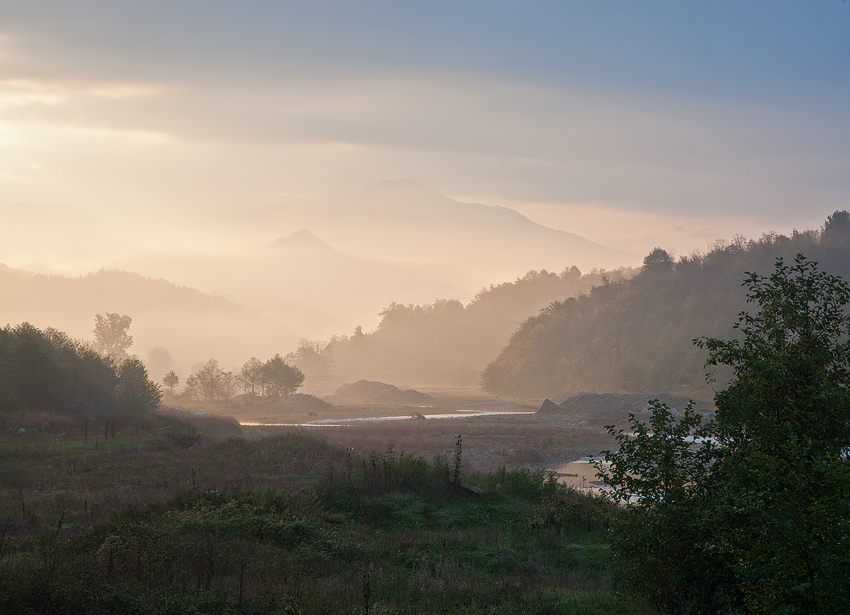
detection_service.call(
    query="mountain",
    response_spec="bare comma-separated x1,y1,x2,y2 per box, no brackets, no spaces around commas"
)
155,179,638,326
269,229,337,252
1,180,639,333
111,228,465,330
222,179,637,276
0,265,340,381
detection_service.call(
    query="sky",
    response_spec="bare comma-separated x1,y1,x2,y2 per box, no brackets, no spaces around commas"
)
1,1,849,256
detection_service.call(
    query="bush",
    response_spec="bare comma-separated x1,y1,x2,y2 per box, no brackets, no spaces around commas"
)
599,255,850,614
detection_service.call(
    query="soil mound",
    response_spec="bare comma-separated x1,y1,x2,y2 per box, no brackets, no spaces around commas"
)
329,380,437,407
538,392,713,425
270,394,336,414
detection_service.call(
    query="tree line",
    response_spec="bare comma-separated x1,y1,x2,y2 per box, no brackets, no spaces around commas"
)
482,211,850,397
0,318,160,417
163,354,305,403
327,266,633,386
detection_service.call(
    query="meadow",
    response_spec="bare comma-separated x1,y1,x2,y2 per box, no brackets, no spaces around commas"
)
0,408,655,615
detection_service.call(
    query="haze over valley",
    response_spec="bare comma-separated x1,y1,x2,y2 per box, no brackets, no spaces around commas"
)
4,4,850,613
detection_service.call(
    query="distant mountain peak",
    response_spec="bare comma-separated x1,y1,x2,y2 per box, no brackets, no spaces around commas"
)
270,229,336,252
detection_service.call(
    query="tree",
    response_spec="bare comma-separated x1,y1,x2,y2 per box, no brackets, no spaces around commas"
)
286,338,333,381
642,246,673,272
237,357,264,399
261,354,304,397
185,359,236,402
117,357,162,415
0,323,65,412
162,370,179,396
821,209,850,246
92,313,133,362
599,255,850,614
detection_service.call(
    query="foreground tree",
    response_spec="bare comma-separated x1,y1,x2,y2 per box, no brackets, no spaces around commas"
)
0,322,159,418
600,255,850,614
116,357,162,415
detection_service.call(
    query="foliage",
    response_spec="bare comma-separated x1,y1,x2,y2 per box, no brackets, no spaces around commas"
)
117,357,163,415
328,266,633,385
285,338,333,383
183,358,236,402
598,254,850,614
92,312,134,362
216,355,305,401
0,322,160,418
260,354,304,397
162,369,179,395
482,213,850,397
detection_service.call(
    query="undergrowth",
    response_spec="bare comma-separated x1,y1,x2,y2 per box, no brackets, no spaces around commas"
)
0,415,654,614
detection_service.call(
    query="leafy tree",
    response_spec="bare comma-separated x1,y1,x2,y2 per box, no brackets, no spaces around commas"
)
92,313,133,362
261,354,304,396
117,357,162,415
0,323,65,412
286,338,333,381
600,403,728,613
162,370,180,396
599,254,850,613
0,322,160,418
641,246,673,273
821,209,850,246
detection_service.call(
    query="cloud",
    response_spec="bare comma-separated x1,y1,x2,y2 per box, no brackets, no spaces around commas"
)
0,1,848,243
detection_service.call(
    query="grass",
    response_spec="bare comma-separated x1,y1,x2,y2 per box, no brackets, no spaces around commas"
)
0,409,656,614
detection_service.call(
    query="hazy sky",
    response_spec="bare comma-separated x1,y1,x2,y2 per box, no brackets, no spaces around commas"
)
1,1,849,255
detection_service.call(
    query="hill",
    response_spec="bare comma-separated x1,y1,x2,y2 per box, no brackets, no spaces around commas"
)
0,266,338,381
1,181,638,330
327,266,635,387
481,212,850,398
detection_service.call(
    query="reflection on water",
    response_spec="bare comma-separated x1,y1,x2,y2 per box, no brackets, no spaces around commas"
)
241,410,535,427
551,458,610,492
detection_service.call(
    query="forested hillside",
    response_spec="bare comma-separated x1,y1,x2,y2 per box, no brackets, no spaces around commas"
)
482,212,850,398
328,266,635,386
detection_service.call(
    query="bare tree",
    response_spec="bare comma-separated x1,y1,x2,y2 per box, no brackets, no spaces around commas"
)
185,358,236,402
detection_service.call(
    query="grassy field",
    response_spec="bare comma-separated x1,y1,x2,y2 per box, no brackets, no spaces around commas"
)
0,409,656,614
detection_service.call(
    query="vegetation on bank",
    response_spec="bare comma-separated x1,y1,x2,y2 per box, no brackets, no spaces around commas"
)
482,211,850,397
1,414,653,615
598,254,850,613
326,266,635,387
